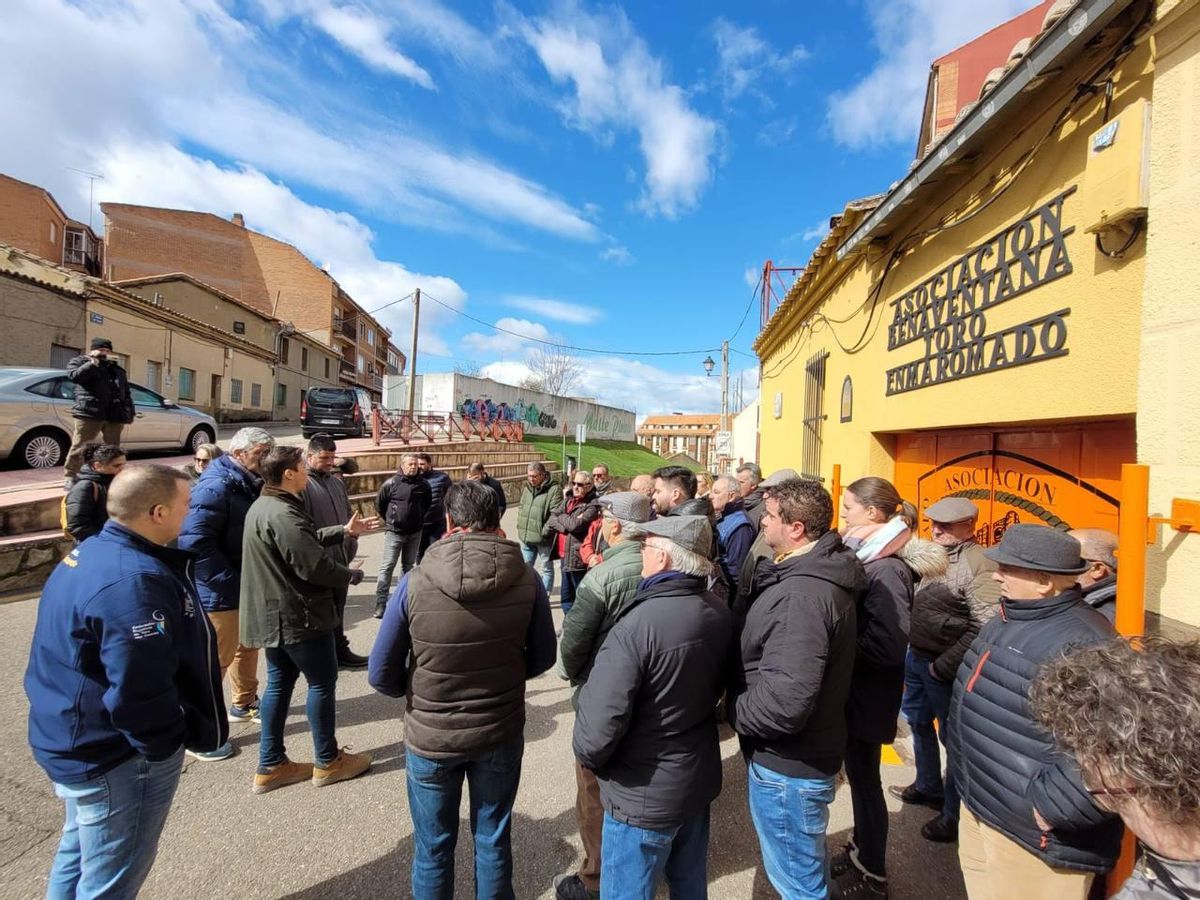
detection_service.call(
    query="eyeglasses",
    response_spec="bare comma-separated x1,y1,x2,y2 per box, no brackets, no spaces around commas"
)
194,457,209,463
572,481,589,487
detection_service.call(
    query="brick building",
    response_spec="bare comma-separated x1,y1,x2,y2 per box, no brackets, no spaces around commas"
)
115,273,341,421
637,414,721,471
0,174,103,276
101,203,403,401
0,244,88,368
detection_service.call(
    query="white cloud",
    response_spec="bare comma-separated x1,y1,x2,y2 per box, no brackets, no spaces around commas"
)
95,143,465,356
744,266,761,290
711,18,809,104
828,0,1033,148
312,4,436,88
600,245,634,266
0,0,599,246
505,296,602,325
785,219,831,244
461,317,553,356
521,5,718,218
758,117,798,148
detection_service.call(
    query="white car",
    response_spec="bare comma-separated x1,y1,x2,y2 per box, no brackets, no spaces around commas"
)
0,367,219,469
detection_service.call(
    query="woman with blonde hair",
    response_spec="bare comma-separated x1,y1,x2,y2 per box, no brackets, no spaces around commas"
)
833,476,947,898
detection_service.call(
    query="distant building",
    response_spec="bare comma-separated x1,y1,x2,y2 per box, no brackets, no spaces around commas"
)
0,173,103,276
637,414,721,471
101,203,403,402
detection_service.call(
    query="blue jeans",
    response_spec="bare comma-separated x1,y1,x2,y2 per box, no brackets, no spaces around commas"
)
600,809,710,900
376,530,421,607
904,649,959,822
747,761,836,899
520,541,554,593
560,569,585,615
260,633,339,769
47,745,184,900
406,736,524,900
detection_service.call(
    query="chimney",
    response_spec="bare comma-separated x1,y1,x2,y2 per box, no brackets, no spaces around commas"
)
231,213,245,227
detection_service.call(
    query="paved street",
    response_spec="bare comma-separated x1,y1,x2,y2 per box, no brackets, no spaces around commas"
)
0,508,967,900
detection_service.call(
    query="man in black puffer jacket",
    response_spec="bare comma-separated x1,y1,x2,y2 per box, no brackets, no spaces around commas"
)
374,453,431,618
948,524,1121,900
728,479,864,899
63,338,134,485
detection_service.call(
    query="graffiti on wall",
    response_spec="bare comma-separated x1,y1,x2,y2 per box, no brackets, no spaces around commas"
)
459,396,558,430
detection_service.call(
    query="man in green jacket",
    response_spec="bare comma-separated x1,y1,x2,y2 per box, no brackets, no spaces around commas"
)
239,446,380,795
553,490,653,900
517,461,563,592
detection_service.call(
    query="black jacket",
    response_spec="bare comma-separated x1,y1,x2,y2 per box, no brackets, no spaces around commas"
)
908,540,1001,681
948,589,1122,872
847,539,946,744
1082,575,1117,623
64,466,114,543
573,573,733,830
743,489,766,532
376,473,432,535
478,474,508,517
66,355,134,423
421,470,452,531
728,531,865,778
550,489,601,572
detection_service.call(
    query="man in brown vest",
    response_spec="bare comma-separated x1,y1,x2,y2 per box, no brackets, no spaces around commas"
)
368,479,556,899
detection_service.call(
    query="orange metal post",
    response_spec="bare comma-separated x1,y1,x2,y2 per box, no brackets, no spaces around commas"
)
1114,463,1149,638
831,464,842,530
371,408,381,447
1106,463,1150,896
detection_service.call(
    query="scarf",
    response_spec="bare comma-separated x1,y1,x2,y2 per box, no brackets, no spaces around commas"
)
842,515,910,564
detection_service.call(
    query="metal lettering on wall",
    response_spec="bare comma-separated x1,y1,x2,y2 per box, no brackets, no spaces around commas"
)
884,186,1076,396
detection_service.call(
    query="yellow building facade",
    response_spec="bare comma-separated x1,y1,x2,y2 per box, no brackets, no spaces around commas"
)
757,0,1199,629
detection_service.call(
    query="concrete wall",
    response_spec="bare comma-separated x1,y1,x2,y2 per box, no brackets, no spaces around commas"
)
0,274,86,367
1137,0,1200,626
730,399,760,469
385,373,637,441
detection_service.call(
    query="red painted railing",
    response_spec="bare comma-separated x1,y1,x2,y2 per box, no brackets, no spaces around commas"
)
371,409,525,446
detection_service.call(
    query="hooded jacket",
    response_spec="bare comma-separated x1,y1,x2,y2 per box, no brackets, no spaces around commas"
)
177,454,263,613
728,530,865,779
573,572,733,830
558,540,644,705
948,589,1122,872
25,522,227,784
908,540,1001,681
64,465,115,543
368,532,556,757
66,355,134,423
375,472,431,536
238,488,356,648
743,488,766,532
517,478,565,545
847,538,947,744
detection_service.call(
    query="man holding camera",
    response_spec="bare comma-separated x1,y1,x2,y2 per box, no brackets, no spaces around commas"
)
64,338,134,488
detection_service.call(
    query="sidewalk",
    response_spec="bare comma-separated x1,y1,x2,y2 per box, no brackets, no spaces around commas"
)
0,511,967,900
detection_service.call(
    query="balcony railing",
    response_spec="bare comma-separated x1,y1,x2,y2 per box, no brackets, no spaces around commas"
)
338,360,356,381
335,318,356,341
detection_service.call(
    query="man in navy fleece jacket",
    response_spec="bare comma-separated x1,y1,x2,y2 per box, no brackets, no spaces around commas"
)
25,465,226,899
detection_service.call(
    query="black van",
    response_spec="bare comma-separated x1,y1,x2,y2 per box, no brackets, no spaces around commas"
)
300,386,373,437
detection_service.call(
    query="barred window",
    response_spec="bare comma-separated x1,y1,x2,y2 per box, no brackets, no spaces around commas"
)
250,383,262,408
178,367,196,401
801,351,828,481
230,378,243,404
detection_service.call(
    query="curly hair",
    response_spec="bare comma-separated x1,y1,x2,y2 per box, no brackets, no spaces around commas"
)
1030,636,1200,826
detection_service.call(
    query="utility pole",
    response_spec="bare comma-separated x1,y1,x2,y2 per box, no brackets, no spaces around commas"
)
406,288,420,416
720,340,730,469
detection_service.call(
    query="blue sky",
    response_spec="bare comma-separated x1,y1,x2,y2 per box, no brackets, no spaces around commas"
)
1,0,1035,416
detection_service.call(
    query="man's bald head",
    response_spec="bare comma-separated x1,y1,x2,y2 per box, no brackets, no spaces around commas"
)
1068,527,1118,588
107,465,193,545
631,474,654,499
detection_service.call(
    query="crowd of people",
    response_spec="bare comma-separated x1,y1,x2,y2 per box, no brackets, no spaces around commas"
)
22,424,1200,900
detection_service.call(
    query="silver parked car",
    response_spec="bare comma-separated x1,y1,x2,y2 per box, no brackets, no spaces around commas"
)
0,367,219,469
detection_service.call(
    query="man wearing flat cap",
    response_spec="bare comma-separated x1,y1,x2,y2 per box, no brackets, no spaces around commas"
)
64,338,134,488
572,515,732,899
947,524,1120,900
554,491,653,900
892,497,1000,844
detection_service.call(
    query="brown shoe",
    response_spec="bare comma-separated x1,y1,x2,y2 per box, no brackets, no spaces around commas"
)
312,749,372,787
253,758,314,794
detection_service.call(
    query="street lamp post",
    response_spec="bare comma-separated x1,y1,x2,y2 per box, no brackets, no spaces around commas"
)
701,344,730,471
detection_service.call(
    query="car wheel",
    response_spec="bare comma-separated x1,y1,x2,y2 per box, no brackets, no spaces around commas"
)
15,428,70,469
301,429,314,438
185,426,215,455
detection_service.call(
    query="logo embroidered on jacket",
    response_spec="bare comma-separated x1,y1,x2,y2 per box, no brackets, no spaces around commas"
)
131,610,167,639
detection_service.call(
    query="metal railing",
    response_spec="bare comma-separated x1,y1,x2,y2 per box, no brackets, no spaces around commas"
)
371,409,525,446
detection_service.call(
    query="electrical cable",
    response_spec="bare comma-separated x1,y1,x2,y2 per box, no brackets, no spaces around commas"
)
1095,217,1143,258
728,273,762,344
